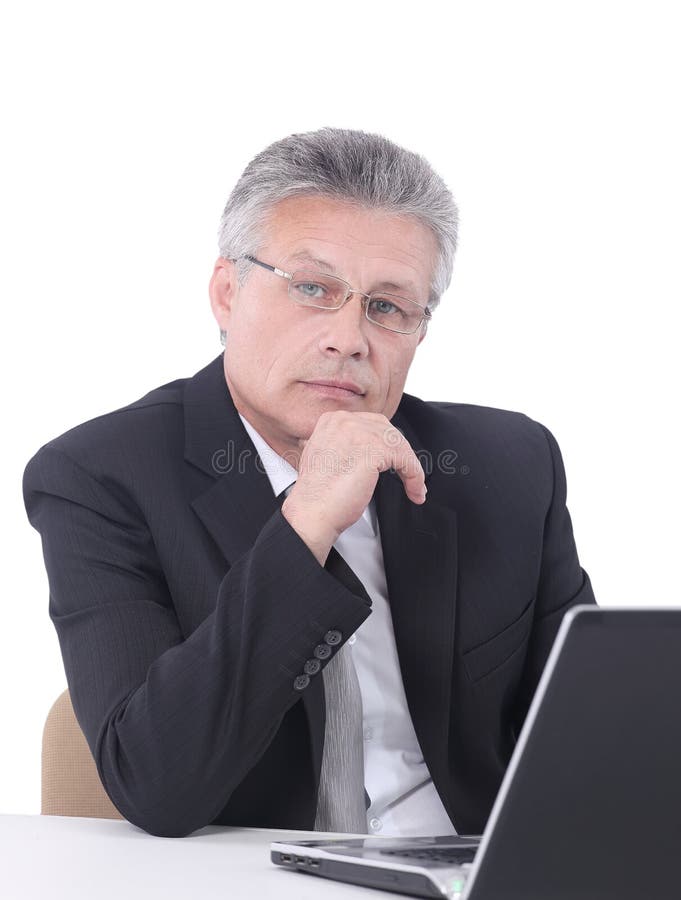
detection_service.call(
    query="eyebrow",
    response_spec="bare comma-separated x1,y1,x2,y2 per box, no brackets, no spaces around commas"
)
286,250,422,299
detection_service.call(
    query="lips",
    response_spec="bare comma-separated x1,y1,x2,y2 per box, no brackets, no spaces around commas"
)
302,380,365,396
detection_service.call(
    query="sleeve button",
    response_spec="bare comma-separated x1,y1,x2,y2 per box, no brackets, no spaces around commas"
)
293,674,310,691
324,629,342,645
304,658,322,676
314,644,332,660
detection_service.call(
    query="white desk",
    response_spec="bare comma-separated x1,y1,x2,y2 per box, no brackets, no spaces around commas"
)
0,814,407,900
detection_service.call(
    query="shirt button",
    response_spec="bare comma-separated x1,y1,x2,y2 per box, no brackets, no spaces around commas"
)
369,817,382,832
293,674,310,691
324,629,342,646
348,634,357,645
304,658,322,676
314,644,332,660
363,728,373,741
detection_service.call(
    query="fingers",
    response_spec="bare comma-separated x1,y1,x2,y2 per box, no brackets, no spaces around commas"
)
381,425,427,503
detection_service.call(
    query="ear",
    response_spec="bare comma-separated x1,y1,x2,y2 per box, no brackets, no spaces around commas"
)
209,257,239,334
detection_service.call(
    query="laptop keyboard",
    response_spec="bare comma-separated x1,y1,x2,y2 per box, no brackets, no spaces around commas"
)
379,847,478,865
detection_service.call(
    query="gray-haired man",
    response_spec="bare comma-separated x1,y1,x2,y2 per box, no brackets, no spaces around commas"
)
23,128,596,838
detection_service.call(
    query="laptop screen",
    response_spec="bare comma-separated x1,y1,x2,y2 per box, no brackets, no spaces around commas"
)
466,608,681,899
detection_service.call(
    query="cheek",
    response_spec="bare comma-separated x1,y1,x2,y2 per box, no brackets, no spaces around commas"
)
250,327,304,387
377,348,417,407
389,344,418,381
231,301,287,363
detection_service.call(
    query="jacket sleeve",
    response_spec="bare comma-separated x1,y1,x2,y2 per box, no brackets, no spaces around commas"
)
23,444,372,837
513,422,597,732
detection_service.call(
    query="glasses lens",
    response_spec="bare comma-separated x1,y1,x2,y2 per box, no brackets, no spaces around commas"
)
367,295,424,334
289,271,347,308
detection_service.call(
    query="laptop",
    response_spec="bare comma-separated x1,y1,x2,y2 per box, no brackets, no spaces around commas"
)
271,606,681,899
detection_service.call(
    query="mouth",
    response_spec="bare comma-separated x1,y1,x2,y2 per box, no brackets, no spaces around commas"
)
301,380,366,398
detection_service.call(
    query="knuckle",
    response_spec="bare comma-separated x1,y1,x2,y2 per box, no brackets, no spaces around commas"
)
382,426,404,448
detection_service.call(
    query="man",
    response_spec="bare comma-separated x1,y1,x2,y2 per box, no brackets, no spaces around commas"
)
23,127,595,839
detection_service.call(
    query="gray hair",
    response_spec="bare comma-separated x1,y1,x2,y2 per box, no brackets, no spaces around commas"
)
217,127,459,312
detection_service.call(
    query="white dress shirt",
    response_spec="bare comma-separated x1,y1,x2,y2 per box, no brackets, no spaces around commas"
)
239,413,456,837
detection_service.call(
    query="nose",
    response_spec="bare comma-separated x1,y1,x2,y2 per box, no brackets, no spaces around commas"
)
317,292,370,360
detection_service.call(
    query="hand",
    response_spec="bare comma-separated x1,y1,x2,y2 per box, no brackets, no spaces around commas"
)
281,411,426,565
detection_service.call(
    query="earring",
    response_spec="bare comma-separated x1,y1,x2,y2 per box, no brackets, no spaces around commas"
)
219,329,226,347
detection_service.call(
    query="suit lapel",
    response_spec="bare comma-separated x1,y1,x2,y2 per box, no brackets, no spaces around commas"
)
375,409,458,805
183,354,283,563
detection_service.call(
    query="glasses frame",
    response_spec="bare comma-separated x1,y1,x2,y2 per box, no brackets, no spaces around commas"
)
239,254,432,335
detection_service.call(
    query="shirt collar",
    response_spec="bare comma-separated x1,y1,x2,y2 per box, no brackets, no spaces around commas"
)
238,413,298,498
238,412,377,537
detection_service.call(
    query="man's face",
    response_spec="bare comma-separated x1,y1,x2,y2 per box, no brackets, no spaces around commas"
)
209,195,437,462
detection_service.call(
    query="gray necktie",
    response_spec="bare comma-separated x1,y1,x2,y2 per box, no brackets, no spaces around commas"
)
313,639,368,833
279,483,367,833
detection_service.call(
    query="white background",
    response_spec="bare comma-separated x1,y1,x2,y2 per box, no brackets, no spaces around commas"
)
1,1,679,814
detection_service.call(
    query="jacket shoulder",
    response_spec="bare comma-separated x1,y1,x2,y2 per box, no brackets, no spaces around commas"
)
399,391,550,445
23,372,189,481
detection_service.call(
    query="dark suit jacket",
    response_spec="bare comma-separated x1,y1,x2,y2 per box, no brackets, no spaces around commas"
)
23,353,596,837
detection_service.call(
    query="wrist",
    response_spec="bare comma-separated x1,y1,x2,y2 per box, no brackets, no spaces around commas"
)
281,497,337,566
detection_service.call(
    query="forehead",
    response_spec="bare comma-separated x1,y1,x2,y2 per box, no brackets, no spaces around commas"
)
259,195,438,296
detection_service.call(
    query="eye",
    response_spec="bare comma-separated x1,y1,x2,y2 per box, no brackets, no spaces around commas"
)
370,298,402,316
294,281,327,299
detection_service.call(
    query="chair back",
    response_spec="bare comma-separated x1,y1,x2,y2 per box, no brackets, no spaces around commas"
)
42,689,123,819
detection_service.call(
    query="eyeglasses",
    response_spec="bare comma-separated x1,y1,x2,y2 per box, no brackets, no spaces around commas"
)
240,255,432,335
